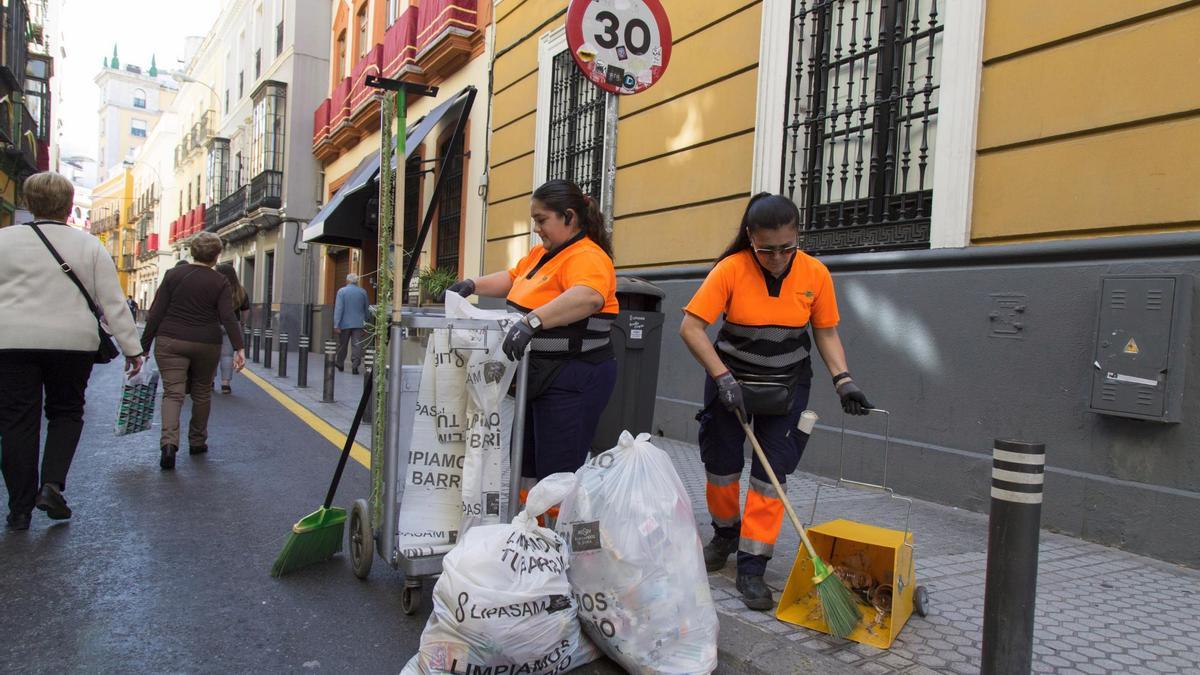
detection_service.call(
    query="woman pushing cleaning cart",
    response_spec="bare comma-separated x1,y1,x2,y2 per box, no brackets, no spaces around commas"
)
446,179,618,507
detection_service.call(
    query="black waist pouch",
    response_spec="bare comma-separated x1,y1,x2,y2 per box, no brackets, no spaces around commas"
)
734,370,801,416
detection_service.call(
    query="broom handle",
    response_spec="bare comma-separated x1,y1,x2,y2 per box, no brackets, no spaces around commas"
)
324,371,374,509
737,411,821,562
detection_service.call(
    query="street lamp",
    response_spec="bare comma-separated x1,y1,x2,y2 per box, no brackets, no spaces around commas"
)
170,71,221,103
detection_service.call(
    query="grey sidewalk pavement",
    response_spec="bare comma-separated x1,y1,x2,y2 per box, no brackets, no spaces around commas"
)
244,358,1200,674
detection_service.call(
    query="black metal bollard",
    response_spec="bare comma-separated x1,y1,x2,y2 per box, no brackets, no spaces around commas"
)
263,329,274,369
322,339,337,403
362,347,375,424
243,324,252,355
277,332,289,378
297,335,310,388
252,329,262,363
981,439,1045,675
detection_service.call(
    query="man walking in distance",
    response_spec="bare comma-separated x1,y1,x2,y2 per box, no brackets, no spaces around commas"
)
333,273,370,375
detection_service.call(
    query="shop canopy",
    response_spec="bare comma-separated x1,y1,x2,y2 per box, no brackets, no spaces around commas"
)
302,86,475,247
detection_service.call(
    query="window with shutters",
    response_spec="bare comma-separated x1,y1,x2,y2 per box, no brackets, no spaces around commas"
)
435,135,464,274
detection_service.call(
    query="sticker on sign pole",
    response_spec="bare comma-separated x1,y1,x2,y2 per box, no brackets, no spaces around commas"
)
566,0,672,95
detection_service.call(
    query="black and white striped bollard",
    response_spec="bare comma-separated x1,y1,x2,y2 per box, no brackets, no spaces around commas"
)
981,439,1045,675
322,339,337,403
263,329,274,369
297,336,310,388
277,332,289,378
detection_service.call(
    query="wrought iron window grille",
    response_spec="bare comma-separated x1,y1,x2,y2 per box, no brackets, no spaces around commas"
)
782,0,943,255
546,50,606,203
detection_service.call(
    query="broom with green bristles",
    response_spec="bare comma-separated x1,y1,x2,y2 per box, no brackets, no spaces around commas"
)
736,411,862,638
271,371,374,577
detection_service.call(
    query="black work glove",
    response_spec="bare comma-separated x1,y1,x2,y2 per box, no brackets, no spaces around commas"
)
837,380,872,415
446,278,476,298
502,320,538,361
714,371,748,421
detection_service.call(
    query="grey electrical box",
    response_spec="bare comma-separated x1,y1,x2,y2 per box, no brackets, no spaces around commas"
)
1089,275,1193,422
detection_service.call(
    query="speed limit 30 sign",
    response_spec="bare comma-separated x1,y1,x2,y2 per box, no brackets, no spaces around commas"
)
566,0,672,95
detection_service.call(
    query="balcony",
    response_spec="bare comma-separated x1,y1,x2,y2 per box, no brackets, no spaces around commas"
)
312,97,334,161
218,184,248,228
384,6,421,78
121,254,135,271
204,203,220,232
349,44,384,127
248,170,283,212
415,0,481,80
329,76,357,147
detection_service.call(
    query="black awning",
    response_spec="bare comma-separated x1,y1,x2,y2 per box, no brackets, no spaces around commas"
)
302,152,380,247
302,87,475,247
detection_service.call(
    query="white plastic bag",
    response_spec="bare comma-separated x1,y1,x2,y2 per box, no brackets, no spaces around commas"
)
115,357,159,436
556,432,719,674
404,473,599,674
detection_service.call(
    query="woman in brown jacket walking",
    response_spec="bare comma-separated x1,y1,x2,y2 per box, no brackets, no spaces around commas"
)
141,233,245,469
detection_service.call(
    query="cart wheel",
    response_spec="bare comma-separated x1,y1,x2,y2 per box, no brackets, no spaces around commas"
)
913,585,929,618
401,582,422,615
349,499,373,580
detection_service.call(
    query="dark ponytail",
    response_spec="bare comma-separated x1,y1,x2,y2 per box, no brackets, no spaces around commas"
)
715,192,802,263
532,179,614,258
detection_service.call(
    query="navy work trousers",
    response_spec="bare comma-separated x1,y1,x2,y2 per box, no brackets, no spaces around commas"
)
521,357,618,480
699,373,812,576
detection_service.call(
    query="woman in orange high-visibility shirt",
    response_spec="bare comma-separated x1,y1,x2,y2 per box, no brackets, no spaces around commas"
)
679,193,872,611
446,180,619,499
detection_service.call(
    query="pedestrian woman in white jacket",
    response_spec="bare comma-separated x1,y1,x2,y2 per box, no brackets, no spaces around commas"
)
0,172,144,531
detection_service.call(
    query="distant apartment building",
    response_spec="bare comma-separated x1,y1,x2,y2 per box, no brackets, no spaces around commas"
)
94,47,176,179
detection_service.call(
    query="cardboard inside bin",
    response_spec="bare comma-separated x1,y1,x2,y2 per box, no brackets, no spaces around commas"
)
775,519,915,649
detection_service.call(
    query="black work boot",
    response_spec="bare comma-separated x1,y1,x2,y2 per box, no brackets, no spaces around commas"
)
703,534,738,572
736,573,775,611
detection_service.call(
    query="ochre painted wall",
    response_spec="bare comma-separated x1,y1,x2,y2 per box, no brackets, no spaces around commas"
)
972,1,1200,243
485,0,761,273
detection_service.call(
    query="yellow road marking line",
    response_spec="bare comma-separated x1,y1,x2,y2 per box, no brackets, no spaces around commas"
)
241,367,371,469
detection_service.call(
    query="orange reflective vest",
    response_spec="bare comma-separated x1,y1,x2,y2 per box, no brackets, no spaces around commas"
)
685,249,839,374
507,232,619,358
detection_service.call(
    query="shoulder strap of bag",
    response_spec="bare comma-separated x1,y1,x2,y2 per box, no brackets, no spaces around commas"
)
27,222,105,321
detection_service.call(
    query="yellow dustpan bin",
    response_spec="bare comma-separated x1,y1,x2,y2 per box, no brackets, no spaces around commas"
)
775,519,915,649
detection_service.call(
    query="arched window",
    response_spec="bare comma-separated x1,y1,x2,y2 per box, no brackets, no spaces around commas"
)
133,88,147,109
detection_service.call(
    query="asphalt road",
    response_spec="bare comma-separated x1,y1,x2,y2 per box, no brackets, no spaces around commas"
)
0,359,622,673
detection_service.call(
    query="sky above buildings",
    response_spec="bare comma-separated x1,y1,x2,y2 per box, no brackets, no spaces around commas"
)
56,0,222,162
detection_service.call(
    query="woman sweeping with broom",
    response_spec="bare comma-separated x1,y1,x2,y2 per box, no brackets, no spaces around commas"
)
679,193,871,622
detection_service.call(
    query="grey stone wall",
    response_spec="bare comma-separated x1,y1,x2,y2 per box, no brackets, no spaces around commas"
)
628,233,1200,567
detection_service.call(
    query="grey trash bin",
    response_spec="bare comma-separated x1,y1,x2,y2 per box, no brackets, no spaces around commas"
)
592,277,666,452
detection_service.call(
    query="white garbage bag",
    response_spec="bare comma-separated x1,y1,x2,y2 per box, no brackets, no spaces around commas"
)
445,292,521,533
556,432,719,674
395,330,466,557
403,473,599,675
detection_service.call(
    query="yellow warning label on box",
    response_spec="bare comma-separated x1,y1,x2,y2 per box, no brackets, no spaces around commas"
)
1124,338,1139,354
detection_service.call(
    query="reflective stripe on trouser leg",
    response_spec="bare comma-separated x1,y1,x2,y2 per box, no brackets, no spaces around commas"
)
739,476,785,560
706,472,741,529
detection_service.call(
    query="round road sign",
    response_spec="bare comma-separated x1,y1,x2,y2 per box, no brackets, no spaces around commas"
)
566,0,672,96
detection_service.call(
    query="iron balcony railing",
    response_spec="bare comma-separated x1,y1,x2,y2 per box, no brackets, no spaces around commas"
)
204,203,220,232
121,254,135,271
248,170,283,212
218,184,248,228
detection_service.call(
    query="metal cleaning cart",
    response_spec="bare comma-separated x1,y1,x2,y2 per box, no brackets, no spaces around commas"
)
344,309,531,614
775,409,930,648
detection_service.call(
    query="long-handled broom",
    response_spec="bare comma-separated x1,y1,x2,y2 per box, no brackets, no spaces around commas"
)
271,371,374,577
736,410,862,638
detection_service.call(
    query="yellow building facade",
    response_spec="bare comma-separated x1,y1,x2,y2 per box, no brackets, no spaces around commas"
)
90,168,135,293
487,0,761,272
972,0,1200,243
